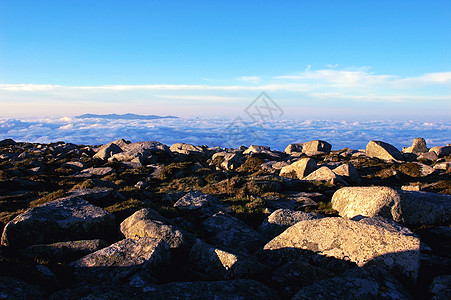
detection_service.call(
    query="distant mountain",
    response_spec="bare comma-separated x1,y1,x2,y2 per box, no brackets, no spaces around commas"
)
76,113,178,120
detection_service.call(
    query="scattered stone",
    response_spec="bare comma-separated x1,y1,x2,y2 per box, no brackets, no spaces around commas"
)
188,240,269,280
61,161,87,170
258,209,323,240
331,186,451,225
202,212,263,254
279,158,317,179
243,145,272,155
366,140,404,161
264,217,421,281
1,196,115,248
403,137,428,154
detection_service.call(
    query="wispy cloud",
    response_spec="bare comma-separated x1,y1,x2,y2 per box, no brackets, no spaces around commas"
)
1,67,450,118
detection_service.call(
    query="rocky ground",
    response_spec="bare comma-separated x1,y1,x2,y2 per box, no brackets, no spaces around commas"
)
0,137,450,299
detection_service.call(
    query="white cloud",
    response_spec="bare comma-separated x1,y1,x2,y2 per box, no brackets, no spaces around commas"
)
1,117,450,151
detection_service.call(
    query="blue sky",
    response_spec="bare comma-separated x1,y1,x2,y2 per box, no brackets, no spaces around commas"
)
0,0,450,119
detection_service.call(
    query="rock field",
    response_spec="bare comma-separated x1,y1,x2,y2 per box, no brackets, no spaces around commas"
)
0,137,450,299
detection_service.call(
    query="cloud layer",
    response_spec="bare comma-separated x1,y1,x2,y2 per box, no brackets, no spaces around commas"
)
1,116,450,151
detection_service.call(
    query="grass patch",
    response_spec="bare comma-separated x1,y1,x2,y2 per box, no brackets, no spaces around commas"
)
29,190,66,207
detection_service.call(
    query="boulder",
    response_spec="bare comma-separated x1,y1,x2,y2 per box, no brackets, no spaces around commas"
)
243,145,272,155
259,209,323,240
216,153,245,171
93,143,123,160
1,196,115,248
418,151,439,162
173,191,227,218
263,217,421,281
292,266,412,300
202,212,263,254
170,143,204,154
109,141,170,162
402,137,428,154
21,239,108,263
331,186,451,225
332,163,361,184
434,162,451,171
429,145,451,158
71,237,170,282
188,240,269,280
285,140,331,155
366,140,404,161
303,166,347,185
120,208,195,250
279,158,317,179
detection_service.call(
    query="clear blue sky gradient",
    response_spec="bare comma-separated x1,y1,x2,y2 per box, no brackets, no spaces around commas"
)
0,0,450,118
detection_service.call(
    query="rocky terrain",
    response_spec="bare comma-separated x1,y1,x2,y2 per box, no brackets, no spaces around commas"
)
0,137,450,299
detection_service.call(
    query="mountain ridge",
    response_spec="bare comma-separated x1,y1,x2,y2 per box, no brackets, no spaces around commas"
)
76,113,178,120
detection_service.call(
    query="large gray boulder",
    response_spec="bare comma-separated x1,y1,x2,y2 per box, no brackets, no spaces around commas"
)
258,209,323,240
188,240,269,280
70,237,170,282
120,208,195,250
170,143,204,154
279,158,317,179
93,143,123,160
109,141,170,162
285,140,331,155
1,196,115,248
201,212,263,254
211,152,245,171
263,217,421,281
366,140,404,161
331,186,451,225
292,266,412,300
402,137,428,154
302,166,347,185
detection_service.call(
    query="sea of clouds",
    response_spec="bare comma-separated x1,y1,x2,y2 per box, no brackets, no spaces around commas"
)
1,116,450,151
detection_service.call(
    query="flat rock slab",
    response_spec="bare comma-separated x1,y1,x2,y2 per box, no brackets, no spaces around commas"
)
264,217,421,281
174,191,228,217
331,186,451,225
71,237,170,282
1,196,115,248
202,212,263,254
